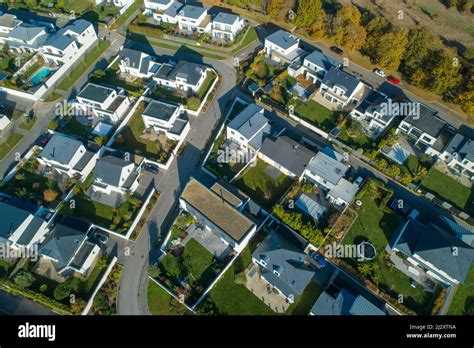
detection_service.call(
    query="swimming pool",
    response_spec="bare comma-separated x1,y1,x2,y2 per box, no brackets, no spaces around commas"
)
28,67,54,85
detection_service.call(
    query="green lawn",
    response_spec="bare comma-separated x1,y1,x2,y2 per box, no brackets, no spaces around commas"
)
147,279,191,315
421,169,474,215
0,133,23,161
294,100,339,132
92,68,144,97
0,259,11,278
110,0,141,29
338,123,371,150
343,181,441,315
112,102,174,163
56,40,110,91
235,159,293,210
197,71,217,100
286,281,322,315
230,27,258,54
448,265,474,315
57,117,91,139
18,117,36,131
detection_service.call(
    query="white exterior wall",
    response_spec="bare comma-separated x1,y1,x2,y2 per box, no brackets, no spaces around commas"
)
144,0,173,11
41,41,79,64
212,17,244,41
63,23,97,46
303,169,336,191
264,40,299,58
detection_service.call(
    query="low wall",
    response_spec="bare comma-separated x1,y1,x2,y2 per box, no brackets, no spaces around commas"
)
125,187,156,239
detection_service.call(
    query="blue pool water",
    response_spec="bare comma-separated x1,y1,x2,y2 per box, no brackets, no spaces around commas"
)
28,67,54,85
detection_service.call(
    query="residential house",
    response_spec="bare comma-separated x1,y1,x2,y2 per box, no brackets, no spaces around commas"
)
327,178,358,207
179,178,257,253
441,134,474,179
154,60,210,94
349,90,396,139
289,50,338,83
211,12,244,42
7,23,48,53
0,114,12,144
251,223,314,304
0,200,49,251
258,136,316,179
118,47,161,79
89,155,141,207
396,104,454,157
141,99,190,141
264,29,304,64
144,0,176,12
226,103,272,154
147,1,184,24
40,19,97,65
391,216,474,285
319,67,366,108
0,13,22,40
310,286,387,315
40,216,101,277
177,4,211,34
75,83,130,124
37,133,97,178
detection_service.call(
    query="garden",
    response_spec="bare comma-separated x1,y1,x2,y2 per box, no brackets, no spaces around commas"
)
91,264,123,315
112,101,177,163
447,265,474,315
90,68,145,97
147,279,192,315
293,99,341,133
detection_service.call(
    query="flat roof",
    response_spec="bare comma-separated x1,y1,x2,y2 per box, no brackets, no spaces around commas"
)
181,179,255,243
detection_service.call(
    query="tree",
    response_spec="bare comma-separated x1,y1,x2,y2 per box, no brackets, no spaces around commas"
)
424,48,462,95
401,27,438,82
293,0,325,35
14,270,36,288
331,6,366,50
24,0,37,8
266,0,284,17
71,299,87,315
43,189,59,203
48,119,58,130
54,282,72,301
90,69,106,81
386,164,401,178
371,29,409,70
412,165,428,181
148,264,160,278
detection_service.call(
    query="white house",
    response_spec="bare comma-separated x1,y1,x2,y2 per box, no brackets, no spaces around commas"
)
141,99,190,141
441,134,474,179
179,178,257,253
154,60,210,93
0,201,49,252
37,133,97,178
327,178,358,207
289,49,338,83
264,29,304,64
90,155,141,200
319,67,367,108
177,4,211,34
6,23,48,53
0,114,12,133
75,83,130,124
304,150,349,191
349,90,396,139
396,104,454,157
0,13,22,41
118,47,161,79
226,103,271,153
212,12,244,42
147,1,184,24
144,0,176,12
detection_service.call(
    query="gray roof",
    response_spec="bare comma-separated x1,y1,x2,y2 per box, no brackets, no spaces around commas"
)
9,23,45,41
227,103,268,140
0,202,32,241
179,4,206,19
40,221,90,270
328,178,358,203
78,83,114,103
311,289,386,315
120,47,153,74
252,227,314,298
15,216,46,246
392,218,474,283
305,50,338,71
322,67,360,97
260,136,316,177
164,1,184,17
69,241,97,271
295,193,326,221
355,90,389,118
143,100,179,121
444,133,474,162
147,0,172,4
156,61,206,86
93,155,134,187
266,29,299,50
403,104,446,137
169,117,188,136
213,12,239,25
44,33,75,50
40,133,84,165
306,152,349,186
66,19,92,35
0,14,22,29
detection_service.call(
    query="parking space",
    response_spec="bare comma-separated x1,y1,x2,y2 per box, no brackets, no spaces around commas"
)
91,227,134,264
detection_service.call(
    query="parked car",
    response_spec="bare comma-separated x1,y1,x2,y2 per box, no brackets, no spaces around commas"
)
330,46,343,55
373,68,385,77
388,75,400,85
94,233,109,245
353,176,363,187
144,163,159,174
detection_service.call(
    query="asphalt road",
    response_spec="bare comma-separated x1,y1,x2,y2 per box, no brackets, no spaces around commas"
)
0,288,56,315
116,43,238,315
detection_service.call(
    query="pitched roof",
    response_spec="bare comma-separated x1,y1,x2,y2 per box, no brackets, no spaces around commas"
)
311,289,386,315
43,33,75,50
78,83,115,103
328,178,358,203
252,226,314,298
304,50,338,71
402,104,446,137
0,14,22,28
93,155,134,187
0,202,32,241
142,100,179,121
227,103,268,140
260,136,316,177
444,133,474,162
164,1,184,17
9,23,45,41
355,90,387,115
266,29,299,50
306,151,349,185
213,12,239,25
40,133,84,165
322,67,360,97
65,19,92,35
156,61,206,86
393,218,474,283
180,179,255,243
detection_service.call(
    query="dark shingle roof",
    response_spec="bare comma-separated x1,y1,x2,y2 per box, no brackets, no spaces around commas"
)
164,1,184,17
444,133,474,162
322,67,360,97
305,50,338,71
0,202,31,241
120,47,143,69
9,23,45,41
260,136,316,177
403,104,446,137
65,19,91,34
78,83,114,103
44,33,75,50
